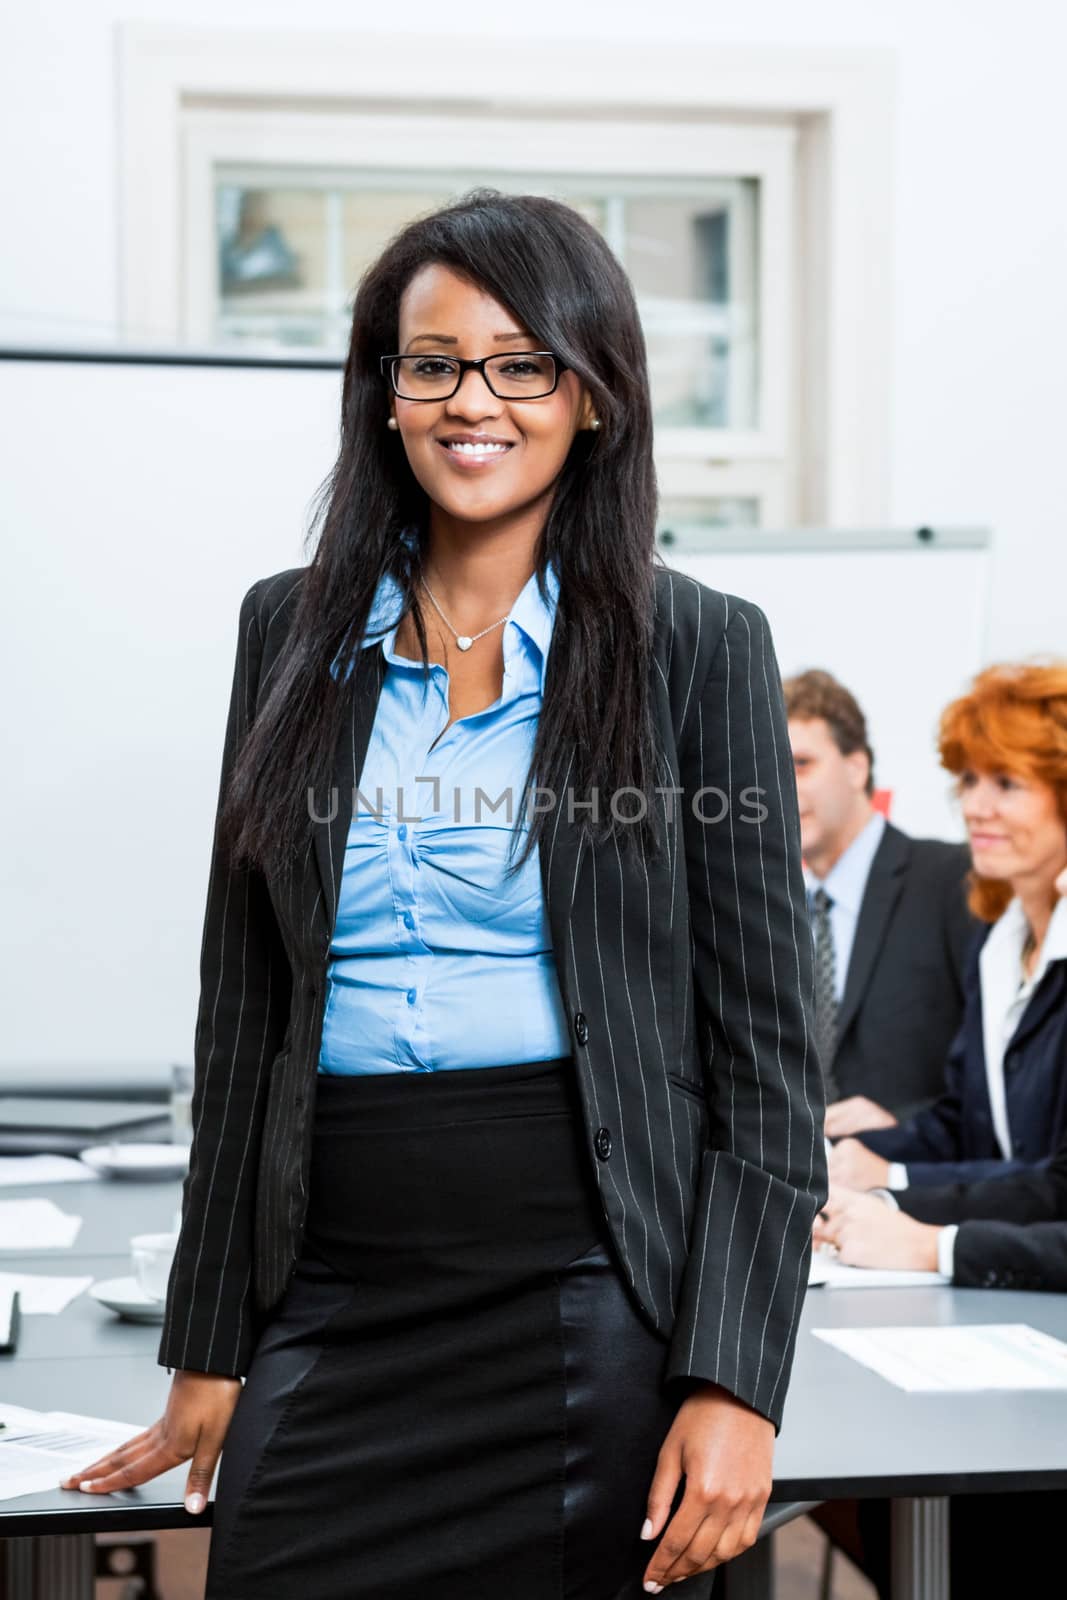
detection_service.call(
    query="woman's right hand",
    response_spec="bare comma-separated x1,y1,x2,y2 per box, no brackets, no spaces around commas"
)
58,1369,242,1515
824,1095,898,1139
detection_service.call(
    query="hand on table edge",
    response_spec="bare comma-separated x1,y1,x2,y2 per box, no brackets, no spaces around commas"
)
57,1368,242,1515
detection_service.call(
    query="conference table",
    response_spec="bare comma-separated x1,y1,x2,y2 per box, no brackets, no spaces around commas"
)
4,1174,1067,1600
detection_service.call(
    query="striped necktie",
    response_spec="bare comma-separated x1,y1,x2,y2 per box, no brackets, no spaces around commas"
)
811,886,840,1102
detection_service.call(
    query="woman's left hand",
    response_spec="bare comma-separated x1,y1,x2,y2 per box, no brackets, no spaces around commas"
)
827,1137,890,1191
640,1383,773,1591
816,1189,940,1270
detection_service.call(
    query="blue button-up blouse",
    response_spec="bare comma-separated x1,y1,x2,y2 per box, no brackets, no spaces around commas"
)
318,554,572,1075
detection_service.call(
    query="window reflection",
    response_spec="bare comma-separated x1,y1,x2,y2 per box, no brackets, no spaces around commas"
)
657,497,760,540
214,172,759,430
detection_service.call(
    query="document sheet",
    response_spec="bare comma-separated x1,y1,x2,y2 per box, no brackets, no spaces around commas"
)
0,1198,82,1249
809,1248,950,1289
0,1403,142,1502
814,1323,1067,1392
0,1270,92,1314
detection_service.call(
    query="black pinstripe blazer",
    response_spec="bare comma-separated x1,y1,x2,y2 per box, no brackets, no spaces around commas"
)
158,562,827,1430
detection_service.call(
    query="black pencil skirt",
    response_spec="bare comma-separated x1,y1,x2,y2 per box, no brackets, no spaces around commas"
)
205,1056,715,1600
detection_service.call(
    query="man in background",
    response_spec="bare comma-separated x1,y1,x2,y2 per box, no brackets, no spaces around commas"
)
785,669,978,1135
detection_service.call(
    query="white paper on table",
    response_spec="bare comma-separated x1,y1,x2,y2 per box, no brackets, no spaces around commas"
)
0,1155,101,1187
808,1250,831,1285
0,1271,93,1314
808,1248,950,1289
0,1198,83,1250
0,1402,144,1503
814,1323,1067,1392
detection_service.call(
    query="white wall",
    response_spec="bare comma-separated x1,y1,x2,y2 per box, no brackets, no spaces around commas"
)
1,2,1064,1067
0,358,987,1063
3,2,1063,663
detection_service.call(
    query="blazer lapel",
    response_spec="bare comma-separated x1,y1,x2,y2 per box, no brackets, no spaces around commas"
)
310,641,387,940
834,823,910,1044
1005,961,1067,1057
538,749,587,983
538,630,674,982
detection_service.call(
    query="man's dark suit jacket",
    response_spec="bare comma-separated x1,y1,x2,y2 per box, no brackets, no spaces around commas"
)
829,822,975,1119
157,564,827,1430
860,938,1067,1185
900,1134,1067,1291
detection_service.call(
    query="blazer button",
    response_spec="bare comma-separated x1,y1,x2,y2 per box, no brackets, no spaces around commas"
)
574,1012,589,1046
594,1126,612,1160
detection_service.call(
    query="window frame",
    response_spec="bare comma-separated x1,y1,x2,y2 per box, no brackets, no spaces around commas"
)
182,109,795,510
119,25,894,524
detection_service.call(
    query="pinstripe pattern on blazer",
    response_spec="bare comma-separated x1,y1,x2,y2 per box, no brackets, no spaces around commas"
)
158,561,827,1430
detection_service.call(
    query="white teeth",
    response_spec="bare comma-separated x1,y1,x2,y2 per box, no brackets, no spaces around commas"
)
445,441,510,456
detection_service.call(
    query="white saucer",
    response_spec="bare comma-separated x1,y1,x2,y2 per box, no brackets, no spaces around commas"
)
89,1275,167,1323
79,1143,190,1181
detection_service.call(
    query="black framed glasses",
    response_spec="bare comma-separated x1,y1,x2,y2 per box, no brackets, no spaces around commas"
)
379,351,566,402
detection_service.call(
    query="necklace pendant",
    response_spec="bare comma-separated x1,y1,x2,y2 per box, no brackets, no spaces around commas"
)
456,635,473,651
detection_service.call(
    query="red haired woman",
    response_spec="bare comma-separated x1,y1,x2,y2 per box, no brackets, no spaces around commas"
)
817,667,1067,1600
827,660,1067,1200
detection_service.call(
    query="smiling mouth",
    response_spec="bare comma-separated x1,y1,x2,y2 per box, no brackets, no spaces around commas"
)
438,440,514,459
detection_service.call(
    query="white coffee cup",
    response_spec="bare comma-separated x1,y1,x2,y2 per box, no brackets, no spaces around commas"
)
131,1231,180,1302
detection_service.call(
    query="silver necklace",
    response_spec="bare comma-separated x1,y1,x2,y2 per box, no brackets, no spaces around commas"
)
420,575,512,652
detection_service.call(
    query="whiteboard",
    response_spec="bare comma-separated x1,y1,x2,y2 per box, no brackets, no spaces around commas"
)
0,355,988,1065
669,536,989,842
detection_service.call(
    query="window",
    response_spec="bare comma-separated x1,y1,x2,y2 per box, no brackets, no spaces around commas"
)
213,174,760,435
183,109,795,525
122,28,894,526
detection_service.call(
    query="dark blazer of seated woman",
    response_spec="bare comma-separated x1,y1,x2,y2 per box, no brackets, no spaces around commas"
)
855,929,1067,1186
816,1129,1067,1600
897,1126,1067,1290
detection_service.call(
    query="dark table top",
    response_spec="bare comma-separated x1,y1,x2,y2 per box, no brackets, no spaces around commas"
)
5,1176,1067,1535
1,1174,192,1536
0,1063,175,1103
0,1175,181,1259
774,1282,1067,1499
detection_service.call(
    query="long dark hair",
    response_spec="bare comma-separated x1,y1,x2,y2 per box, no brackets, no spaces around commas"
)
220,187,669,885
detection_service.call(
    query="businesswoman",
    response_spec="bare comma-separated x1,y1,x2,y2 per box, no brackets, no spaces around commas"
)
829,660,1067,1194
62,190,826,1599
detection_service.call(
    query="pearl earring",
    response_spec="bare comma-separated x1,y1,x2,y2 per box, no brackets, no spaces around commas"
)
590,418,601,431
387,417,399,431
